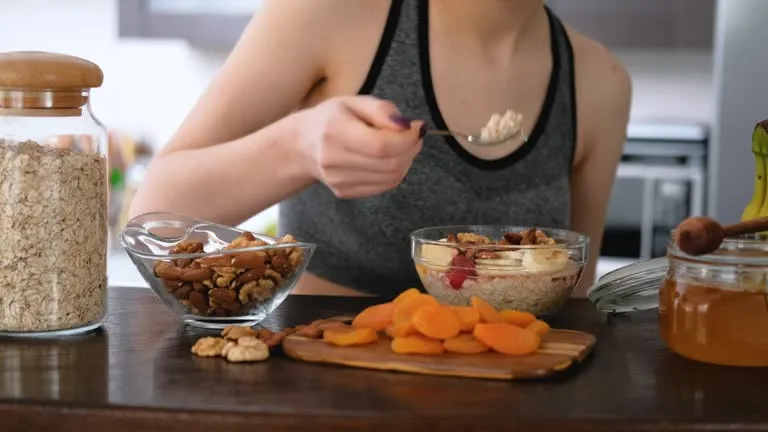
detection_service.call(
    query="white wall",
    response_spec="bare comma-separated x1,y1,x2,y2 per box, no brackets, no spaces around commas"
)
0,0,277,232
0,0,223,148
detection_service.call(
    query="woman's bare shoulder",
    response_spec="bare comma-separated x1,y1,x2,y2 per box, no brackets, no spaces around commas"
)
564,26,631,115
562,25,632,162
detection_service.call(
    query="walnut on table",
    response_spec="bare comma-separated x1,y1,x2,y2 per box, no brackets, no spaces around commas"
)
192,333,270,363
191,318,353,363
191,337,230,357
221,325,258,341
223,337,269,363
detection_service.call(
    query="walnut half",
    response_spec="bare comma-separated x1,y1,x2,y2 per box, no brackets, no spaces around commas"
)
224,337,270,363
191,336,229,357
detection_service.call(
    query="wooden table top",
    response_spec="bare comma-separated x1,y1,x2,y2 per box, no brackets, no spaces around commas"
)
1,287,766,432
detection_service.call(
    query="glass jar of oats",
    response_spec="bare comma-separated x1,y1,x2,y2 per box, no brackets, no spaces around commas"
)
0,51,108,336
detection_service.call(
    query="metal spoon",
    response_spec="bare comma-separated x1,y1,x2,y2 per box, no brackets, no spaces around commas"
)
423,126,528,147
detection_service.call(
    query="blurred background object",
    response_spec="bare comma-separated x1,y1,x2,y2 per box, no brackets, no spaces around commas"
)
105,130,154,249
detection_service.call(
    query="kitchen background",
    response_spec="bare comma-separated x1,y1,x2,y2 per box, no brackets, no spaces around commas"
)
1,0,764,288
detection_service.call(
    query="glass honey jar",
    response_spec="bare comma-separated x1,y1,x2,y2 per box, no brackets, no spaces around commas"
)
659,237,768,367
588,236,768,367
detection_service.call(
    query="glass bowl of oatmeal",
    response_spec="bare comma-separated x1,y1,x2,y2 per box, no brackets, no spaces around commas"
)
410,225,589,316
120,212,316,329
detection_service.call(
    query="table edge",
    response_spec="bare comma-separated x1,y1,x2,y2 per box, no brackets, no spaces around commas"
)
2,401,767,432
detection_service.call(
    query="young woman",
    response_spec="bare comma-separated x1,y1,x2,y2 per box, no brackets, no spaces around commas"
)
130,0,632,298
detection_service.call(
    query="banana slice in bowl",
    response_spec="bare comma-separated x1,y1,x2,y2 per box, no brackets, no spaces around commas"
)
474,258,524,277
521,249,570,272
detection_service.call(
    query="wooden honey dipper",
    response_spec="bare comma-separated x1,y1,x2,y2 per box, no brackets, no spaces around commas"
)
674,216,768,255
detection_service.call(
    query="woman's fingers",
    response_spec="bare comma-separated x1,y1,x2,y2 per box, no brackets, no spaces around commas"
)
340,99,425,158
343,95,411,132
318,148,416,175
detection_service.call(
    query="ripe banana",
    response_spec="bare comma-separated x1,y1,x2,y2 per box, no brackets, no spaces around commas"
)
744,121,768,229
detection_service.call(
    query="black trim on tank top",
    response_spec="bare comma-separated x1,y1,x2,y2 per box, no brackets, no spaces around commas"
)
558,16,579,176
358,0,404,95
418,1,561,171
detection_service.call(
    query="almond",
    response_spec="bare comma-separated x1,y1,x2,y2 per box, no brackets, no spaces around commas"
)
180,267,214,282
172,284,192,300
187,291,209,314
236,268,265,284
270,255,292,277
196,255,232,268
174,258,193,268
209,288,240,312
232,252,266,269
265,331,288,348
161,277,181,290
155,262,182,281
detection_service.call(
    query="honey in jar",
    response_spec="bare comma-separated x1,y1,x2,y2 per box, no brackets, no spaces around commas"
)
659,237,768,367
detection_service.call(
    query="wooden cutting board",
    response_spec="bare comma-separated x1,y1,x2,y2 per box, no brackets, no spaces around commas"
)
283,327,596,381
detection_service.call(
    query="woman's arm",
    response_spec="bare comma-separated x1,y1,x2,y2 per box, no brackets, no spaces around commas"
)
568,37,632,297
129,0,339,225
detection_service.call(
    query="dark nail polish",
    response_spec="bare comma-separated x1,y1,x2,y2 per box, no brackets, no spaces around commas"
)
389,114,412,129
419,123,427,139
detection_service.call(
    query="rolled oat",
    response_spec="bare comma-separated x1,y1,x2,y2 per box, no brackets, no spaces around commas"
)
480,109,524,142
0,139,107,332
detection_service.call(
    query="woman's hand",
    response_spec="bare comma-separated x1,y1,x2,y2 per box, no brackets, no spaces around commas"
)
297,96,425,199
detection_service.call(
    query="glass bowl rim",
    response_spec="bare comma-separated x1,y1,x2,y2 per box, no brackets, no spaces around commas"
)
666,234,768,267
119,211,317,261
410,225,590,250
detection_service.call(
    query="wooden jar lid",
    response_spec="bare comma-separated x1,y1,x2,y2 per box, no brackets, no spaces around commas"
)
0,51,103,114
0,51,103,90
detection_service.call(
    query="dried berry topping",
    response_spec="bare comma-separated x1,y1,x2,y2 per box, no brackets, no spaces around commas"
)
445,254,477,290
451,254,477,271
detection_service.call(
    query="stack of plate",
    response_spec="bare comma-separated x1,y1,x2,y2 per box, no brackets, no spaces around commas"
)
587,257,669,313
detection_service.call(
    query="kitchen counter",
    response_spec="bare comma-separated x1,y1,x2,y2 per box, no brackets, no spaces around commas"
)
1,287,765,431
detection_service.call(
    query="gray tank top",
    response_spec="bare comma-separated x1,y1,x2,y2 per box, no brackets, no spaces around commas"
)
279,0,577,298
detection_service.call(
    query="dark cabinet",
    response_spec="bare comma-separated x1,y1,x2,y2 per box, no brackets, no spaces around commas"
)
547,0,716,49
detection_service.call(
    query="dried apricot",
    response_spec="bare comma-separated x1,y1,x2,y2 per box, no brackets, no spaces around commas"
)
391,335,444,355
499,310,537,327
393,294,439,323
470,296,503,323
527,319,551,336
352,302,395,331
473,323,540,356
412,305,461,340
448,306,480,332
317,321,350,332
393,288,422,306
323,327,379,347
385,320,416,338
443,334,490,354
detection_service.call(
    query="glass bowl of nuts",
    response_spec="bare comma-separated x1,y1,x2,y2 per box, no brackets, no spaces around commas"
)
120,212,316,329
411,225,589,316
